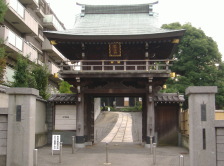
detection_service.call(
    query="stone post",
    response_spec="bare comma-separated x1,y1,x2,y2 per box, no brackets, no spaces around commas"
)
186,86,217,166
6,88,39,166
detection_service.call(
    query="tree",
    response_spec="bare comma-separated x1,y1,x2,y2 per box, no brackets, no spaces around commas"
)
0,0,7,22
59,81,73,93
13,55,50,99
32,65,50,99
161,23,224,109
12,55,31,87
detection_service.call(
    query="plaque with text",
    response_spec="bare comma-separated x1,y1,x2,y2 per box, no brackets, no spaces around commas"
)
109,42,121,57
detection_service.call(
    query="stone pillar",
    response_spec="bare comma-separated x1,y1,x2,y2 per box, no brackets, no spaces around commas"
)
6,88,39,166
76,93,85,148
186,86,217,166
145,93,155,147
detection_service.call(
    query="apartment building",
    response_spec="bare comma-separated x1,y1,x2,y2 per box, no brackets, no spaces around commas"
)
0,0,67,92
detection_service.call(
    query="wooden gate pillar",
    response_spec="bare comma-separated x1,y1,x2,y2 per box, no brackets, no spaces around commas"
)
146,93,155,147
76,82,85,148
145,79,155,147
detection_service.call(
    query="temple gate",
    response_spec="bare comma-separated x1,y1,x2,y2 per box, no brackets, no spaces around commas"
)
44,1,185,147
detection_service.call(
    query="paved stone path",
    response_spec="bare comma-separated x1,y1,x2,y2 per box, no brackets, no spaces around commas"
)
101,112,133,143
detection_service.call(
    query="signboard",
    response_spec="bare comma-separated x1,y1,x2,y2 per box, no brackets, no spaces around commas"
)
109,42,121,57
52,135,60,155
55,105,76,130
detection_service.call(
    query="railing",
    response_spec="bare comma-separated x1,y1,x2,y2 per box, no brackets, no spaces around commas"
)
8,0,38,35
60,60,172,72
8,29,23,51
0,25,38,62
10,0,25,18
43,15,64,31
23,41,38,62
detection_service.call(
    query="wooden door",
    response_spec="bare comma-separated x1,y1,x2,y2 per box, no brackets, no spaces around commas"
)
155,104,179,145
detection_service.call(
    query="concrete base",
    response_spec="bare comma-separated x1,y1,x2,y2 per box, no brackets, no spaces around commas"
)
75,143,85,148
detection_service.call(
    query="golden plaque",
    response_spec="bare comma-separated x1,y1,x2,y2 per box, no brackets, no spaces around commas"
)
109,42,121,57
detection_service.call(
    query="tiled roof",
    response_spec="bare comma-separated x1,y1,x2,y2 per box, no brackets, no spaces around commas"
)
48,94,77,103
154,93,185,103
44,3,185,40
48,93,184,104
45,14,184,37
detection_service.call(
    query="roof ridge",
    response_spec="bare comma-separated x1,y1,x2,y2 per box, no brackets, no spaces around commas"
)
76,1,158,6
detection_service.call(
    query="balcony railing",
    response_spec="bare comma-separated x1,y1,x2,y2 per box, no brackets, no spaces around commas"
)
43,15,64,31
0,26,38,62
10,0,25,18
19,0,38,9
5,0,38,35
23,41,38,62
60,60,172,73
8,29,23,51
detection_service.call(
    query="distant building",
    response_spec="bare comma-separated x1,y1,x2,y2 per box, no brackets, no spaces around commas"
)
0,0,66,92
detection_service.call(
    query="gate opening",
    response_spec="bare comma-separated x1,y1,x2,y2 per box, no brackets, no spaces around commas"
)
85,96,144,144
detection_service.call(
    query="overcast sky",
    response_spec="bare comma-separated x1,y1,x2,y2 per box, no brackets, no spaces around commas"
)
46,0,224,59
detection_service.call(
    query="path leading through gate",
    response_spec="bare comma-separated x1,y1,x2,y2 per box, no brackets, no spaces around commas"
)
37,112,189,166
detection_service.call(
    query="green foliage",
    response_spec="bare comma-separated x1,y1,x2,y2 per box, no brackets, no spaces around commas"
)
0,0,7,23
12,55,50,99
31,65,50,99
134,101,142,111
161,22,224,109
12,55,30,87
59,81,73,93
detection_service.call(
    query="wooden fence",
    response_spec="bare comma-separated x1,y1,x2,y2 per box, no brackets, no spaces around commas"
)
180,110,189,135
180,110,224,136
